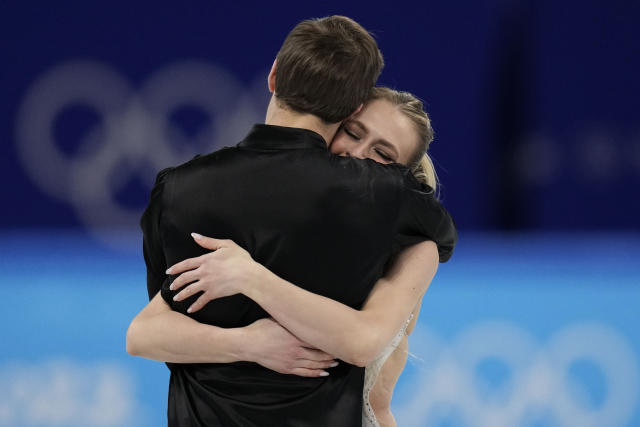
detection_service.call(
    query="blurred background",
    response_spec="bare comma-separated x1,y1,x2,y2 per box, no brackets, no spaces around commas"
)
1,1,638,426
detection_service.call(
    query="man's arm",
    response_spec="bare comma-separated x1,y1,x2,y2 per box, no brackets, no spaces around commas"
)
139,167,173,301
134,167,242,364
133,168,337,376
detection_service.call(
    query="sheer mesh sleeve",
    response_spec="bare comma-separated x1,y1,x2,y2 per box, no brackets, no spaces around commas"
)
362,313,415,427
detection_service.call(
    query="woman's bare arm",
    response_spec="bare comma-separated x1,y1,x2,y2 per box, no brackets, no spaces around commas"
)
369,298,423,427
126,292,246,363
244,241,436,366
126,292,337,377
169,235,439,367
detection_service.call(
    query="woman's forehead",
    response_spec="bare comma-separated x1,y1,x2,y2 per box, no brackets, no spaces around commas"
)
354,100,418,160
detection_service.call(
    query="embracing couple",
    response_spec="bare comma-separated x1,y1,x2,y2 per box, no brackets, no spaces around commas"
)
126,15,457,427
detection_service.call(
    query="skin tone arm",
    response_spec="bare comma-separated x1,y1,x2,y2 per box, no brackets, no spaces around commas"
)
369,298,423,427
169,233,439,367
128,282,424,424
126,292,338,377
127,291,242,363
128,240,430,380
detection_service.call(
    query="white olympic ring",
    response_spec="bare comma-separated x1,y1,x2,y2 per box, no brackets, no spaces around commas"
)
0,359,137,425
0,322,635,426
15,60,269,250
394,321,639,427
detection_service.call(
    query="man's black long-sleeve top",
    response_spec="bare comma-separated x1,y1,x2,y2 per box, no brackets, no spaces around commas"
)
140,124,457,427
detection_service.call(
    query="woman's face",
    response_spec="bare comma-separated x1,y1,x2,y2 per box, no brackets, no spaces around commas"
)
329,99,419,165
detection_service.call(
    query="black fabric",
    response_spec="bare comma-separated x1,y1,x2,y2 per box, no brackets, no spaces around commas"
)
140,123,457,426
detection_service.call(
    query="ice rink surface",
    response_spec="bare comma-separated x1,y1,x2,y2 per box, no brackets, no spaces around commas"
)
1,230,638,426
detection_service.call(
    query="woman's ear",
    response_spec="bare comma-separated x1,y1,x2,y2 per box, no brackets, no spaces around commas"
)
267,59,277,93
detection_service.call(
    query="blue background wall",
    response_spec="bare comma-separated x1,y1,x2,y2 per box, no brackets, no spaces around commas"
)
1,1,638,426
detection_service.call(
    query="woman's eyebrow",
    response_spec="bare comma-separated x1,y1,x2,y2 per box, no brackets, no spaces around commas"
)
351,119,398,157
349,120,368,133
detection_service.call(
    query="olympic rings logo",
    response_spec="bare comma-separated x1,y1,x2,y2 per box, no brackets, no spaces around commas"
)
0,322,635,426
394,321,639,427
0,359,136,425
15,60,269,250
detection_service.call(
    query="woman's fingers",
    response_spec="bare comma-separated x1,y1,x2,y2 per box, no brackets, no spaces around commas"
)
191,233,232,251
294,347,340,370
186,291,217,314
173,281,203,302
294,358,339,370
166,255,204,275
169,268,200,291
298,347,336,362
289,367,331,378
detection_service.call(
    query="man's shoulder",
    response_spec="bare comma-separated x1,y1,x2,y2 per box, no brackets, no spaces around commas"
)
157,146,240,179
156,146,419,193
176,146,239,169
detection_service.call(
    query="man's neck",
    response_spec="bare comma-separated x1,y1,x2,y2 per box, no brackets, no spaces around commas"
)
264,97,340,146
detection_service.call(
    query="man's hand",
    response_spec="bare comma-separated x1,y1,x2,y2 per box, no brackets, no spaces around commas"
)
167,233,263,313
243,317,340,378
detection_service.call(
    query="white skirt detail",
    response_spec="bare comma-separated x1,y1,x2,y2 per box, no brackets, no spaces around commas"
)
362,313,414,427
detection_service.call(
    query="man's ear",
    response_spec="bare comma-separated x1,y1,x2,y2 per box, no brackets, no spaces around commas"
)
267,59,277,93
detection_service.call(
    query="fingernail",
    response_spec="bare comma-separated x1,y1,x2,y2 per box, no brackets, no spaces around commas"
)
319,371,329,376
169,284,174,291
187,306,193,313
329,361,339,368
191,232,202,240
166,267,172,274
173,294,179,301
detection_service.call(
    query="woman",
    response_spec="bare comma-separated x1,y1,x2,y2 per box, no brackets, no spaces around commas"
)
128,87,453,427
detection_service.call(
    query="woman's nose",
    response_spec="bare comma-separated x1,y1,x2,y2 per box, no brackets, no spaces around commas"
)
347,145,367,159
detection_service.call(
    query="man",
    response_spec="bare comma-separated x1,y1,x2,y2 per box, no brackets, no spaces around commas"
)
127,15,455,426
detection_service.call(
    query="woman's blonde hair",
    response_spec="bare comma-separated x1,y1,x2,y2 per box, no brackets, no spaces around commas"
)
368,87,439,197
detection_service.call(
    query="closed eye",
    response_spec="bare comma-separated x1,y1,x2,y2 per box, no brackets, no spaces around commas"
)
375,149,394,162
344,128,360,140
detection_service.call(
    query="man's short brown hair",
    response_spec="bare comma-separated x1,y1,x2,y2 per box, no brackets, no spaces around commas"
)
275,16,384,123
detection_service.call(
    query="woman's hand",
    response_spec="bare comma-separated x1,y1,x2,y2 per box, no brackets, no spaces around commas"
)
244,317,340,377
167,233,263,313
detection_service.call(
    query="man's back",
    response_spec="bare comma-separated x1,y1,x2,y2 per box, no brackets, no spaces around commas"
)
140,124,454,426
